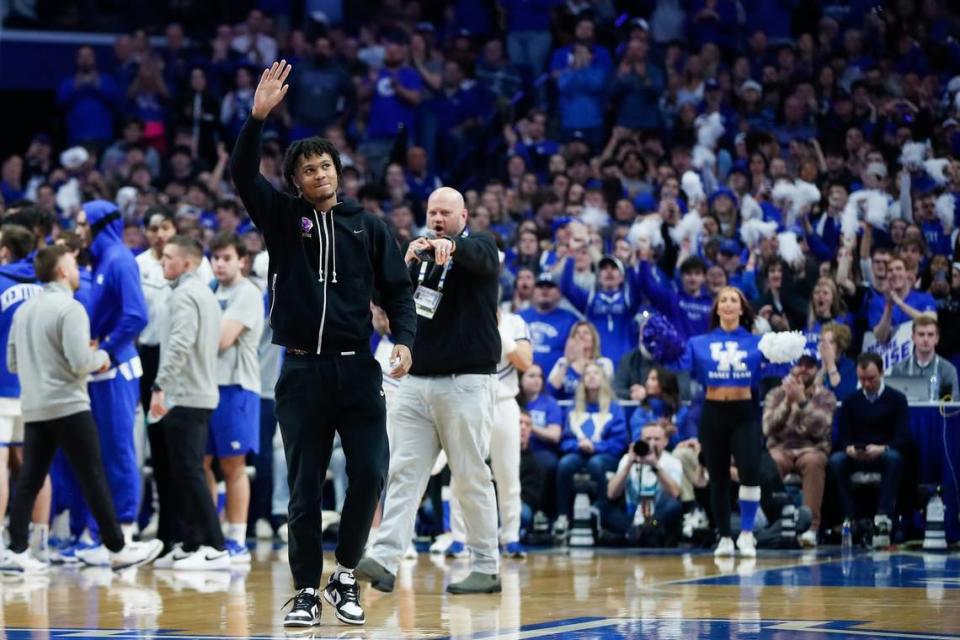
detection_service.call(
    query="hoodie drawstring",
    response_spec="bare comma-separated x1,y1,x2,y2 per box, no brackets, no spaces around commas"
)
314,210,324,282
328,211,338,283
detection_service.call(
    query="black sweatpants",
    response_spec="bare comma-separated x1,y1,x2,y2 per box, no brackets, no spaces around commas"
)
699,399,761,538
9,411,124,553
161,407,224,553
275,352,388,590
148,420,182,549
138,344,161,416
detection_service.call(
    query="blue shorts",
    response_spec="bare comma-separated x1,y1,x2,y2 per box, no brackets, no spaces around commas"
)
207,386,261,458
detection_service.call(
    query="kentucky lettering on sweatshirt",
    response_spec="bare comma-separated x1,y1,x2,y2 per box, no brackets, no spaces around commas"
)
679,326,763,388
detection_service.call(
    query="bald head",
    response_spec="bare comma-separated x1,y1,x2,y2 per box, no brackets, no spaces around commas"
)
426,187,468,238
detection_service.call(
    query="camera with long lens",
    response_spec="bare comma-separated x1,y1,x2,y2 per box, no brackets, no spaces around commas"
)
631,439,650,457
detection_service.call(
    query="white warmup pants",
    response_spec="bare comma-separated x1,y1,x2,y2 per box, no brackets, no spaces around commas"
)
367,374,499,575
450,396,522,545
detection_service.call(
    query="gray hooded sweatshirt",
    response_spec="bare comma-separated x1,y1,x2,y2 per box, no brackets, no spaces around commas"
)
7,281,110,422
155,269,221,410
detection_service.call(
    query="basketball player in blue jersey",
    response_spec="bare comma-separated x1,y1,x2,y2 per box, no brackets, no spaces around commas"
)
0,225,49,556
71,200,148,556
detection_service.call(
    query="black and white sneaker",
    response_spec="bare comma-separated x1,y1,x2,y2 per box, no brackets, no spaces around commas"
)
283,589,321,627
323,571,365,625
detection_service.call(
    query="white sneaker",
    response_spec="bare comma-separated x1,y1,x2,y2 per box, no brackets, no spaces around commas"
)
154,544,185,570
77,544,111,567
277,523,288,544
736,531,757,558
798,530,818,548
111,540,164,570
171,545,230,571
429,532,453,555
403,543,418,560
714,536,735,557
255,519,274,540
226,540,251,565
0,549,49,573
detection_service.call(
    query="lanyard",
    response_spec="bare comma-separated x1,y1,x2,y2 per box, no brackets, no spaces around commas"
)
418,259,452,292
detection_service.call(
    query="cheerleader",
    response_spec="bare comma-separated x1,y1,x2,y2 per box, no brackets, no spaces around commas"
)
680,286,786,557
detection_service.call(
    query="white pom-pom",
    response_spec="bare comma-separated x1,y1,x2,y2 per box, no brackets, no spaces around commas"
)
627,215,664,249
936,193,956,235
740,193,763,222
669,211,704,245
863,190,891,229
777,231,804,267
115,185,139,217
925,158,950,186
845,189,891,233
579,205,610,230
692,146,716,170
758,330,807,363
899,141,928,169
771,180,795,203
695,112,725,149
681,171,706,206
772,180,820,227
740,219,778,248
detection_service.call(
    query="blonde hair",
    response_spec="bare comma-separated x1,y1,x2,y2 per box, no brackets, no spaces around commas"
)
568,320,602,360
571,361,614,423
807,277,845,329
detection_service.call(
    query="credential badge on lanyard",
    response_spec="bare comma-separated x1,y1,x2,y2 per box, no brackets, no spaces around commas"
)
413,260,450,319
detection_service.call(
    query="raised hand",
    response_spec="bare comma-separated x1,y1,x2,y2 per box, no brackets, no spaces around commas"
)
252,60,292,120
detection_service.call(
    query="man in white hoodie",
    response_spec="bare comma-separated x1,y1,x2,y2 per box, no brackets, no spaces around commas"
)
2,245,162,572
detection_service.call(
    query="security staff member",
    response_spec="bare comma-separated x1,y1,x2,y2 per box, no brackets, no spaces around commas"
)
357,186,502,595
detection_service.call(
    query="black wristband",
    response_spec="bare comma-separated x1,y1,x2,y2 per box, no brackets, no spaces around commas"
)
151,383,162,393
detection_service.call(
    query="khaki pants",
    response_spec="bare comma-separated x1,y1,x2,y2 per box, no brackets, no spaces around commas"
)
768,446,827,530
367,374,500,575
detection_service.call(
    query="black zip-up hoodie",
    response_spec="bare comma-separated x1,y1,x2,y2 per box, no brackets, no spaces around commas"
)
230,117,416,354
408,230,501,376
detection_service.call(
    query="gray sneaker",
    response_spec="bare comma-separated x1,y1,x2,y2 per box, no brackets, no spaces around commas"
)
354,557,396,593
446,572,502,594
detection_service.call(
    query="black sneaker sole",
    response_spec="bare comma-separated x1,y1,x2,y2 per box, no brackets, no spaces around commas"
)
322,589,366,625
283,618,320,627
446,583,502,594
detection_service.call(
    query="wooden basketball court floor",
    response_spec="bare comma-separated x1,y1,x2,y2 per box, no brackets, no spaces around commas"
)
0,543,958,639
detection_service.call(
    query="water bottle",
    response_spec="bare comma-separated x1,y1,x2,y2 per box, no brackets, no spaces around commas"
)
929,372,940,402
841,519,853,552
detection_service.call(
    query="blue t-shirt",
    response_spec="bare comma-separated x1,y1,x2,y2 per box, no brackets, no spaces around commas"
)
525,393,563,453
680,326,763,389
519,305,580,374
866,289,937,329
367,67,423,140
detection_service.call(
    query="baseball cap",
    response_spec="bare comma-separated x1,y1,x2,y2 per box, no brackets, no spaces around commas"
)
705,78,721,92
797,353,818,367
719,239,742,255
740,80,762,95
60,146,90,170
629,17,649,32
31,132,52,146
943,118,959,129
598,255,625,273
866,162,888,179
535,272,559,287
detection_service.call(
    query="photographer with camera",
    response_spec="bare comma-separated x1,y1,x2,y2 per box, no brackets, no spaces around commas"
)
596,423,682,545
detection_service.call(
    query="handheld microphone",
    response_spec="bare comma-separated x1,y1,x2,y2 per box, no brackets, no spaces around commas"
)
415,230,437,262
